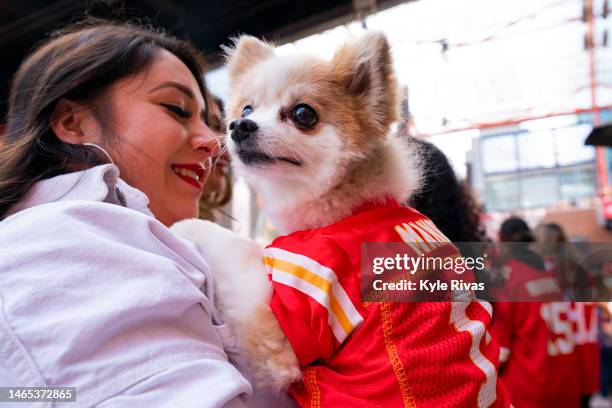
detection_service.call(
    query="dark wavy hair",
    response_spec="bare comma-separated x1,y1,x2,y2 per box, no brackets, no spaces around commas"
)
499,216,545,270
199,94,233,222
0,18,208,220
408,138,488,246
499,217,534,243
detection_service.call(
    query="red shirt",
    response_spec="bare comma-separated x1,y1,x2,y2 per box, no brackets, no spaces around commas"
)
572,302,600,395
490,259,580,408
263,200,509,407
542,257,601,395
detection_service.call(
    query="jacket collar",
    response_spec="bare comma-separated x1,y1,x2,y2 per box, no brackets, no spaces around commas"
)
7,164,152,217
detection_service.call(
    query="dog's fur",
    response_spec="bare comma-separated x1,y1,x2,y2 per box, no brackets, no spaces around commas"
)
172,31,422,391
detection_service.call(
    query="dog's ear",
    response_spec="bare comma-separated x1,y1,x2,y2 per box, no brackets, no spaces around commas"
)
331,31,399,136
224,35,274,83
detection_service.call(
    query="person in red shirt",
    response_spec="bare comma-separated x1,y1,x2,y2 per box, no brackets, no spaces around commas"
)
490,217,581,408
573,302,601,406
533,223,601,407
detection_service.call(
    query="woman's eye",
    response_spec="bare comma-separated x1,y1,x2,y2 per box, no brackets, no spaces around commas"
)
292,104,317,128
162,104,192,119
242,105,253,117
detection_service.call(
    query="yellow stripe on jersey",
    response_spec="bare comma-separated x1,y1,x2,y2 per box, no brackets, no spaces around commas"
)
264,247,363,344
263,257,354,335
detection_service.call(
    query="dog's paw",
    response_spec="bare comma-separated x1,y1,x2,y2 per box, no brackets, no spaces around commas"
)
171,219,272,326
239,306,302,392
171,219,248,279
171,219,234,259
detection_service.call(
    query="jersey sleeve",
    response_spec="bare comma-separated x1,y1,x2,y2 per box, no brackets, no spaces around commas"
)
263,234,364,366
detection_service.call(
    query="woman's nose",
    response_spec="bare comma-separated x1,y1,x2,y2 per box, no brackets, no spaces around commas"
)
190,123,220,157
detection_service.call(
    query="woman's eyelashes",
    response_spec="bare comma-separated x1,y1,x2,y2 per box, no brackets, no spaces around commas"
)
161,103,192,119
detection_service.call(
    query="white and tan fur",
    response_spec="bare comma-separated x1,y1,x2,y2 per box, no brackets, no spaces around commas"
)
172,31,422,392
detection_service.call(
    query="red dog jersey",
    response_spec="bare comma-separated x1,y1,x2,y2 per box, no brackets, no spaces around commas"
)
263,199,509,407
490,260,581,408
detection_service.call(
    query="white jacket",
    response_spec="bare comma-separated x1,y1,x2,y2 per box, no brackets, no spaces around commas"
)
0,165,252,407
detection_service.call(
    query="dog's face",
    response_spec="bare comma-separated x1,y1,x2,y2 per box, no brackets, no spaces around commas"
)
224,32,399,201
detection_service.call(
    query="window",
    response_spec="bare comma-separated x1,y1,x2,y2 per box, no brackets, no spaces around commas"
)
480,124,598,211
560,165,595,202
486,174,520,211
482,135,518,173
555,124,595,165
517,130,556,169
520,172,559,208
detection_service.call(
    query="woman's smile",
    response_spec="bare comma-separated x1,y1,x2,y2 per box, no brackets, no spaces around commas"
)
171,163,206,190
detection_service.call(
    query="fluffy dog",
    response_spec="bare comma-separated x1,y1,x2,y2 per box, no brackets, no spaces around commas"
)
173,31,504,407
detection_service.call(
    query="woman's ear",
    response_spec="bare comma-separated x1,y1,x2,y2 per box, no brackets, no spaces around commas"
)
50,99,99,144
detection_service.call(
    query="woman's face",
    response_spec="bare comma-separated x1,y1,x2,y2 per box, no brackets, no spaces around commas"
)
104,49,218,226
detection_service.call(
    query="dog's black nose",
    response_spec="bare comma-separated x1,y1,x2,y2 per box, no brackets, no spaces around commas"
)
230,118,258,143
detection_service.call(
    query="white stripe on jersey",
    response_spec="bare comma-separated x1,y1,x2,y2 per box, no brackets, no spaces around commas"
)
264,246,363,344
451,301,498,408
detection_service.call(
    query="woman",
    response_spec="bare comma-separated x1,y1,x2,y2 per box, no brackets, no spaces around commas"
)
490,218,580,408
533,223,602,408
0,20,251,406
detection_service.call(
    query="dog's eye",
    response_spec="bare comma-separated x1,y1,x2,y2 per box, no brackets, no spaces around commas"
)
242,105,253,117
292,104,317,128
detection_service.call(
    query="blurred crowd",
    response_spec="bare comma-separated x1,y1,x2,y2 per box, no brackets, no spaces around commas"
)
408,137,612,408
